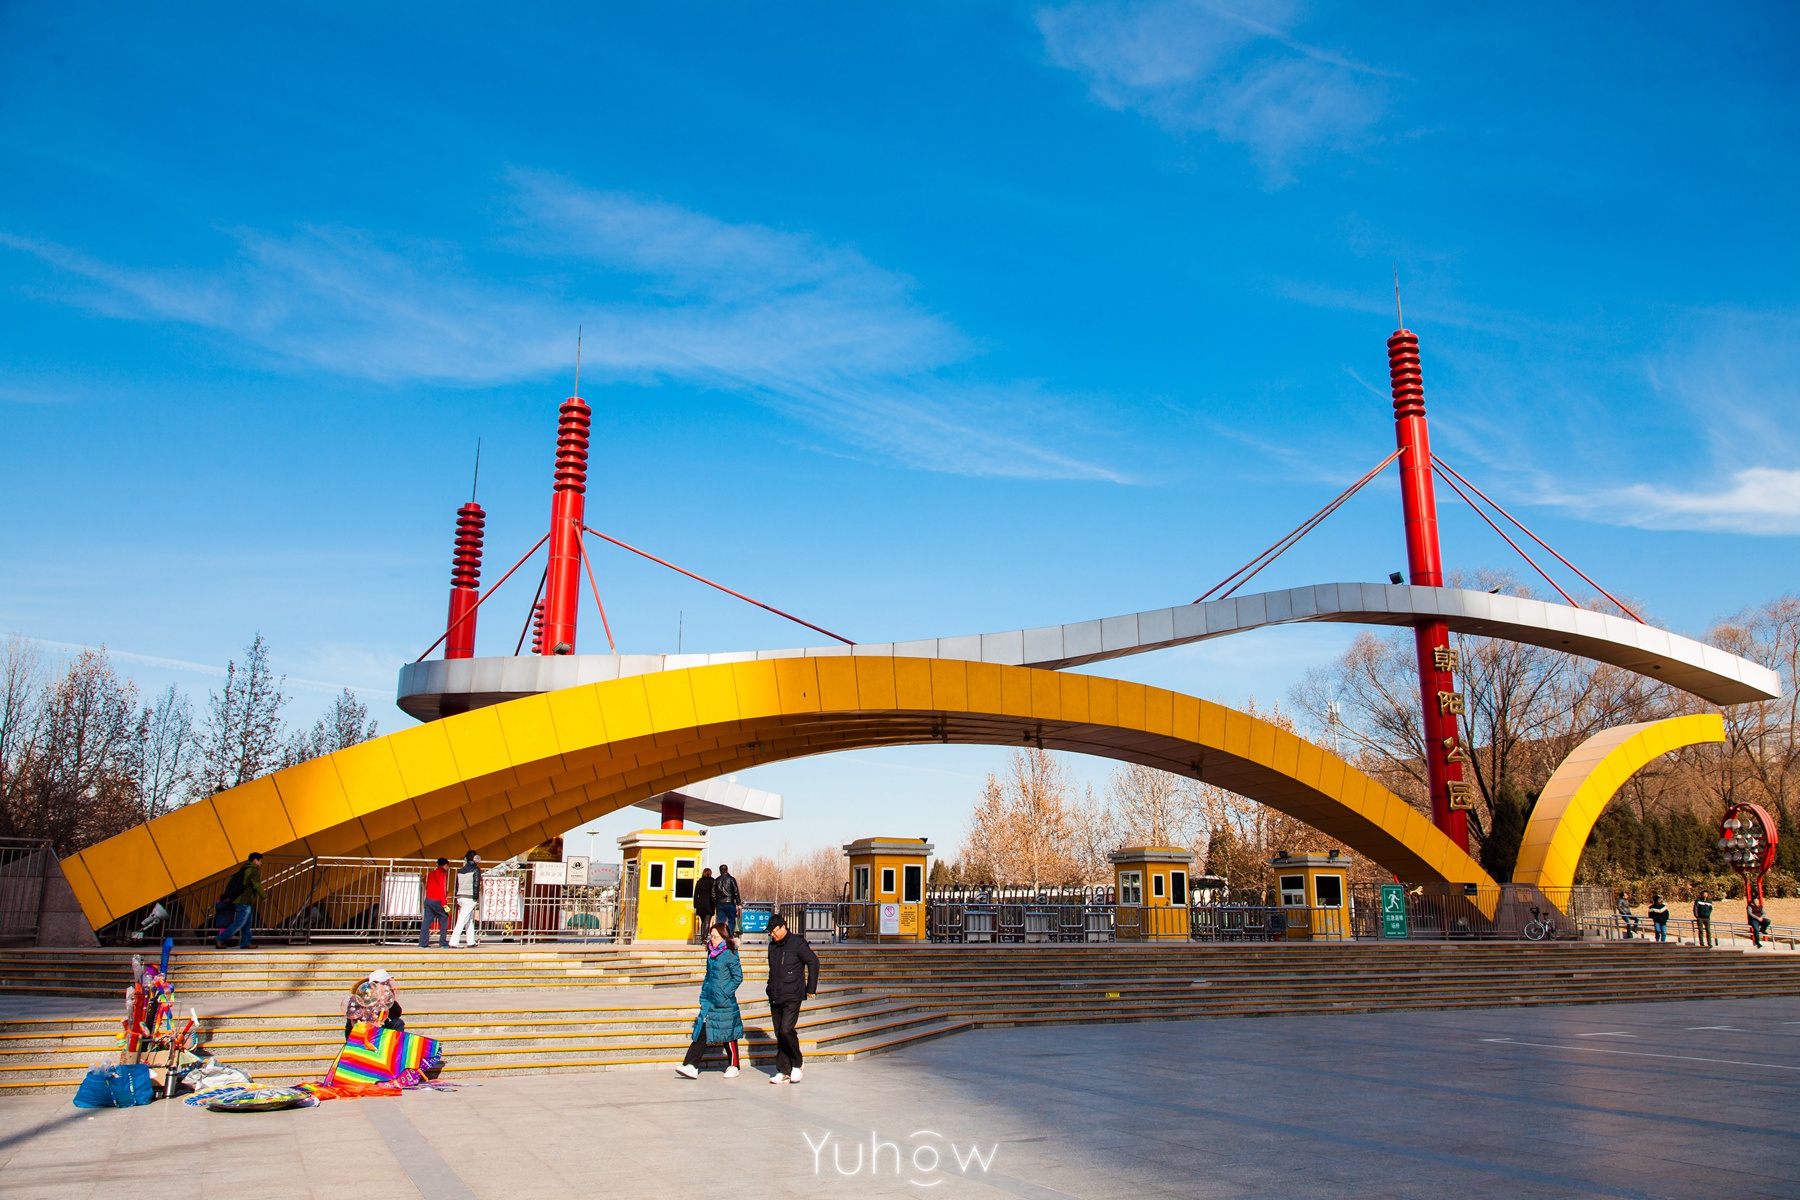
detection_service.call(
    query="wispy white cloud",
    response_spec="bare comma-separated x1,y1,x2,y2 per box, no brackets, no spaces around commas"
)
0,178,1123,482
1594,468,1800,535
18,636,367,694
1035,0,1388,179
1550,309,1800,536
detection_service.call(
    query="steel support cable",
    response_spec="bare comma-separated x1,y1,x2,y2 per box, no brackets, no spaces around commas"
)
582,525,855,646
1432,456,1645,623
1196,448,1405,604
1431,466,1578,608
575,525,618,653
414,531,552,662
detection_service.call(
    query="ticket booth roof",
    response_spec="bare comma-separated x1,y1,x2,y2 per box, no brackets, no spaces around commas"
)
842,837,935,857
1108,846,1196,865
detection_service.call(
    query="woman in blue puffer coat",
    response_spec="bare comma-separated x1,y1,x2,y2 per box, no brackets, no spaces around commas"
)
676,922,744,1079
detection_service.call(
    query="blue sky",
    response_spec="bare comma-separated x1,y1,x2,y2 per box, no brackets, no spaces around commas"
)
4,3,1796,862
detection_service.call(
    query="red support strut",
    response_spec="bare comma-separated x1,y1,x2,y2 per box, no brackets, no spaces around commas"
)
540,396,591,656
1388,329,1470,849
444,502,486,659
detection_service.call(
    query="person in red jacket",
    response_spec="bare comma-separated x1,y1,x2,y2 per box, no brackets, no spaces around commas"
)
419,858,452,949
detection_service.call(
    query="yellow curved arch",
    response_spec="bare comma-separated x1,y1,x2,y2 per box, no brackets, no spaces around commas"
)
1512,713,1724,894
60,657,1495,928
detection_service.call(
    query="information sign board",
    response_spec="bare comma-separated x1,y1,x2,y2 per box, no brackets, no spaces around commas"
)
481,874,522,923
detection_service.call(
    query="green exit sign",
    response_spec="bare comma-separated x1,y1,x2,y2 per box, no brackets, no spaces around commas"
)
1380,884,1409,939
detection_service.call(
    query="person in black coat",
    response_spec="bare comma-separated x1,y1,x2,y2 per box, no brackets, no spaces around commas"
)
693,868,717,942
764,913,819,1084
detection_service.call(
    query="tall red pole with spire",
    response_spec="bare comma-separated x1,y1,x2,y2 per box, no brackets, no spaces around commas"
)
539,384,591,656
1388,304,1471,849
444,500,486,658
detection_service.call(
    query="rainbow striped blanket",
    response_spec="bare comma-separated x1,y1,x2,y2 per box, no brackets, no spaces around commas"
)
325,1024,442,1086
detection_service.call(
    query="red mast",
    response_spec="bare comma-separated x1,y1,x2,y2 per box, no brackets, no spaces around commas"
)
539,394,591,655
1388,324,1471,849
444,501,485,659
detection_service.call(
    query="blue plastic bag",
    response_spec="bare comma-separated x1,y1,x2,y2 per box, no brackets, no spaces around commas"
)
108,1065,156,1107
73,1067,117,1108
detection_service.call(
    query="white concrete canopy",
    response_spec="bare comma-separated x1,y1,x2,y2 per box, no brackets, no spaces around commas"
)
633,778,783,827
397,582,1781,720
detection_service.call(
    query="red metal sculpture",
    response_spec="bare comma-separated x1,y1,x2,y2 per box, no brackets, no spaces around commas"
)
1719,803,1779,942
540,395,592,655
444,501,486,659
1388,328,1471,848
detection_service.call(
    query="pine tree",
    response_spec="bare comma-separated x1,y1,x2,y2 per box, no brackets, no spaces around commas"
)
1479,778,1532,882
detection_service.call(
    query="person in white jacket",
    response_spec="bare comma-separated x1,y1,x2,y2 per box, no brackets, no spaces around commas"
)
450,851,483,948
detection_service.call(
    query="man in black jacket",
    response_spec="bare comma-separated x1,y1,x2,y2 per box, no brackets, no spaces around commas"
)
765,914,819,1084
714,865,741,935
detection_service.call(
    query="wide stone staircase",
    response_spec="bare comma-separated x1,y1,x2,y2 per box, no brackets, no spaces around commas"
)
3,940,1798,1094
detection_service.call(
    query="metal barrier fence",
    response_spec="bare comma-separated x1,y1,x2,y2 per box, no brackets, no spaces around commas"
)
753,884,1619,944
100,855,619,946
0,838,52,946
1581,912,1800,950
1346,883,1614,940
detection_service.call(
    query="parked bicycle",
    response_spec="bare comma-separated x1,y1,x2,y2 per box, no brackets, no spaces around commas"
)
1522,906,1557,942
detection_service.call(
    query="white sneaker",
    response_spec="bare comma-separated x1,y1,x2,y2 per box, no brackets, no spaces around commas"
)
768,1072,788,1085
789,1067,803,1083
675,1064,699,1080
723,1066,740,1078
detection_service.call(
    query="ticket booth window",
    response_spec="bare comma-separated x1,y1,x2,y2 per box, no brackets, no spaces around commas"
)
903,864,923,903
674,858,696,900
1152,873,1166,899
853,865,870,901
647,861,666,890
1279,874,1306,906
1314,874,1344,908
881,867,896,895
1119,871,1142,904
1170,870,1188,905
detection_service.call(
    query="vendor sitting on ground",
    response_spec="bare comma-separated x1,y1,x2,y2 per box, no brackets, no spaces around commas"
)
344,968,405,1039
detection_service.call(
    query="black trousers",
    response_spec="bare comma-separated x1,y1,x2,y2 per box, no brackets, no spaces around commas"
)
683,1038,739,1068
771,999,803,1073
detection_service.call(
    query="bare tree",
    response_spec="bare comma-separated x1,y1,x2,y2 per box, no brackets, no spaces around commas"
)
732,843,845,906
194,634,289,795
283,688,378,766
1105,762,1204,848
1066,782,1119,885
1706,595,1800,815
959,748,1080,887
0,637,45,838
7,649,141,855
133,684,196,822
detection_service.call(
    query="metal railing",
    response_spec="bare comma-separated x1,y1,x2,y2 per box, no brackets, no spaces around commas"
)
1347,883,1614,941
0,838,52,945
100,855,619,946
1581,912,1800,950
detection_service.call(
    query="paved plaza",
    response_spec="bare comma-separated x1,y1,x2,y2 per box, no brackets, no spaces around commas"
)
3,997,1796,1199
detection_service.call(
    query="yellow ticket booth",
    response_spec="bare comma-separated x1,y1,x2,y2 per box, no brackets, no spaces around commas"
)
1270,851,1351,940
618,828,709,943
1110,846,1194,941
842,838,932,942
